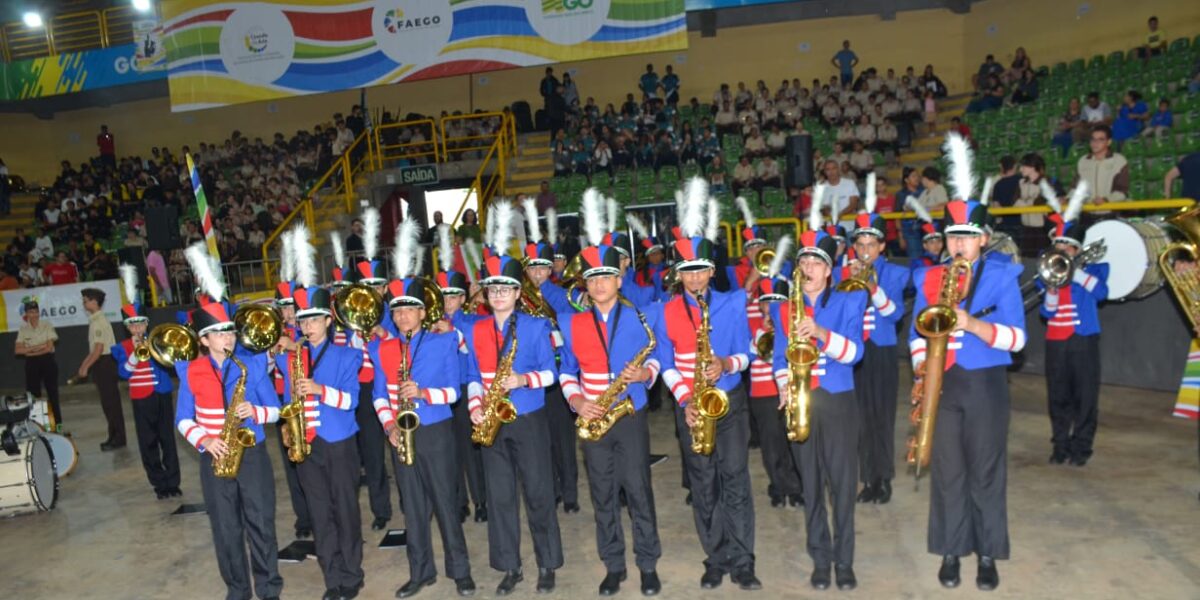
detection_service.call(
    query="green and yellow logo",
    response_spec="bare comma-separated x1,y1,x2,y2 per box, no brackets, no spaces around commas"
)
543,0,594,14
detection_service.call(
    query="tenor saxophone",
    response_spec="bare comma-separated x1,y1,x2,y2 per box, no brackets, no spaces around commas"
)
212,355,258,479
784,265,820,443
471,336,519,447
393,335,420,466
907,255,973,478
576,299,656,442
689,293,729,456
278,349,311,463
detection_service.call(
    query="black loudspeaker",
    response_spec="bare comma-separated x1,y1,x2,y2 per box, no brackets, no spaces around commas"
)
699,10,717,38
785,135,814,189
145,205,181,251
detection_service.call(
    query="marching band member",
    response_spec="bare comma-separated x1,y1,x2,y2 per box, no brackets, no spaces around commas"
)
277,226,366,600
627,214,667,304
272,231,312,540
175,244,283,600
370,223,476,598
441,229,488,523
464,201,563,595
729,196,770,293
523,198,580,515
906,198,944,274
559,193,664,596
909,134,1025,591
604,228,657,309
1038,181,1108,466
113,264,182,499
840,173,910,504
747,237,803,508
773,195,867,590
652,180,757,591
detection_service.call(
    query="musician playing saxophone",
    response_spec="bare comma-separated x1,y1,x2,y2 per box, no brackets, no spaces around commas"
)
463,251,562,596
908,188,1025,592
771,222,866,591
558,242,663,596
369,277,475,598
175,298,283,600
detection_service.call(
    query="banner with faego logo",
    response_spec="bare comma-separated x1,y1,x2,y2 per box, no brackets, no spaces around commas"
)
1,280,122,333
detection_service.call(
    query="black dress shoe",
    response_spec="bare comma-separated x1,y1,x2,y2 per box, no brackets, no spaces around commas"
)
875,479,892,504
1049,451,1068,465
321,588,343,600
296,528,312,539
788,493,804,507
648,453,668,467
495,570,523,596
731,567,762,590
938,555,961,588
976,556,999,591
700,566,724,589
835,564,857,590
455,576,476,596
155,489,166,500
460,505,470,522
169,487,183,497
372,516,389,531
1070,454,1090,467
563,502,580,514
685,492,693,506
599,570,626,595
810,565,831,590
473,504,488,523
343,581,364,599
395,576,435,598
769,495,785,508
100,442,116,452
855,482,878,503
640,570,661,596
536,567,556,593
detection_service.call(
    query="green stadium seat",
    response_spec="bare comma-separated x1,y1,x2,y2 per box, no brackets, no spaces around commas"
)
635,166,656,185
659,166,681,185
568,173,590,191
682,163,701,179
1146,137,1176,157
1169,38,1190,53
636,184,658,202
1129,180,1146,200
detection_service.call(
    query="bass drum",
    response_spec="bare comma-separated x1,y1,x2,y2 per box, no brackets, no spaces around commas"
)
42,432,78,478
1084,219,1171,300
0,436,58,518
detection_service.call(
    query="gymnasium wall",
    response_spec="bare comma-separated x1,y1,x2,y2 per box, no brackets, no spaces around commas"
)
2,0,1197,186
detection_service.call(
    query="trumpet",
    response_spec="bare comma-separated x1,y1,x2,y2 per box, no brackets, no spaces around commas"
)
753,248,775,276
835,259,877,293
1037,240,1106,291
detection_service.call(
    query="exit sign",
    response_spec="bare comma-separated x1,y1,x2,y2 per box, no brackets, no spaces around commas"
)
398,164,439,186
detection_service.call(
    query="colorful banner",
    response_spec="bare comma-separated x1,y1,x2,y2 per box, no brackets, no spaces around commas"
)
160,0,687,111
684,0,795,8
187,154,221,262
0,43,166,102
1,280,122,333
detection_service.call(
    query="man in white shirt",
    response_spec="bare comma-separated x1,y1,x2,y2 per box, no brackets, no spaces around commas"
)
756,155,782,190
820,160,861,224
1081,92,1113,125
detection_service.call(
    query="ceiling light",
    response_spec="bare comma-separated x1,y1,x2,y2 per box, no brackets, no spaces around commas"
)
22,11,43,28
132,0,152,12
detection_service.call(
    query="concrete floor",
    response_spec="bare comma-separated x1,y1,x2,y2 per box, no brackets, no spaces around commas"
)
2,372,1199,600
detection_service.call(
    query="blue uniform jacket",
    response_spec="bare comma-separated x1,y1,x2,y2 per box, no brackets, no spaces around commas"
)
771,289,866,394
832,256,909,346
463,311,557,415
649,288,751,404
559,303,660,412
175,346,278,450
275,338,363,443
369,329,460,427
1037,262,1108,338
112,341,174,394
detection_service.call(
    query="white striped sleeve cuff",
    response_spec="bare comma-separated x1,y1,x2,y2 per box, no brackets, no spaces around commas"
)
644,359,661,385
467,382,484,412
423,387,457,405
374,397,396,426
774,369,788,393
523,370,554,389
550,330,564,349
989,324,1026,353
1043,289,1060,311
125,355,140,371
1073,270,1099,292
253,406,280,425
727,353,750,373
559,373,583,402
822,331,858,364
872,286,896,317
910,337,927,370
457,330,468,354
178,420,206,450
662,369,692,405
320,385,353,410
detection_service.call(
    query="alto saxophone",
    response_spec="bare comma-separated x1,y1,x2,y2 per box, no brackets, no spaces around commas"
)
689,293,729,456
212,355,258,479
393,335,421,466
784,265,820,443
471,335,519,447
576,299,656,442
278,348,311,463
907,255,973,478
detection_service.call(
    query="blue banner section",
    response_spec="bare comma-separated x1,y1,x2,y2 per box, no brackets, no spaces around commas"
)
0,42,166,102
685,0,795,8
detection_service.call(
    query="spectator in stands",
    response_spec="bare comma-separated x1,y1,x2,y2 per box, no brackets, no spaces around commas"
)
766,123,787,156
873,175,900,254
919,64,948,98
1052,97,1086,157
901,89,923,122
540,67,560,109
831,40,858,86
547,85,569,141
743,127,769,158
553,140,572,177
345,218,364,253
1077,125,1130,205
561,73,580,109
12,228,33,257
733,156,756,197
923,90,938,136
21,259,42,287
756,154,782,197
898,166,925,258
715,101,739,135
974,55,1004,93
1014,153,1056,251
1164,152,1200,200
640,64,660,100
43,251,79,285
1112,91,1150,144
967,75,1005,113
97,125,116,170
821,159,861,219
1005,47,1032,84
536,181,558,213
848,141,874,179
991,155,1023,237
662,65,680,105
456,209,481,243
708,156,729,194
854,114,876,148
1144,98,1173,138
612,136,634,170
33,228,53,262
593,140,614,179
1010,69,1039,104
0,267,17,290
1138,16,1168,62
1082,92,1114,126
828,142,849,168
331,120,354,156
821,98,843,129
915,166,948,213
836,120,856,145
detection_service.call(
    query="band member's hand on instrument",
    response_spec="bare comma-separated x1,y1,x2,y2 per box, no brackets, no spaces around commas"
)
234,401,255,421
384,422,402,448
796,316,825,342
274,336,298,353
202,436,229,460
743,268,762,292
501,373,523,391
849,259,866,276
371,325,388,340
1173,259,1197,275
569,395,607,420
619,363,651,384
762,315,775,334
704,355,727,380
396,381,420,400
429,320,451,334
295,378,320,397
777,390,789,411
469,407,484,425
684,400,699,428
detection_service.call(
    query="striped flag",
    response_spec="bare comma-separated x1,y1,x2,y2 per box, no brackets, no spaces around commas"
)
187,153,221,263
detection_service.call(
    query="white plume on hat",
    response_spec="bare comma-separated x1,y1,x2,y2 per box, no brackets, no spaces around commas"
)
768,235,792,279
119,264,139,305
582,187,606,246
606,196,621,232
679,177,708,238
545,208,558,247
330,230,346,270
906,195,934,224
292,222,316,288
627,213,650,240
863,172,877,214
463,238,480,284
393,219,420,279
522,197,542,244
809,183,827,233
279,229,295,283
705,196,720,242
735,195,756,229
943,132,976,201
489,200,515,257
438,223,454,272
1063,180,1089,224
980,175,996,207
362,207,380,261
185,243,226,302
1039,180,1063,215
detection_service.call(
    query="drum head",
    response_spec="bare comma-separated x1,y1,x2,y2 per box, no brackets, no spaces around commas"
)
1086,220,1147,300
43,433,78,478
28,436,58,511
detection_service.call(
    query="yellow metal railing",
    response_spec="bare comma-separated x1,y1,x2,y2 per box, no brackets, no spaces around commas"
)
440,112,511,161
732,217,802,258
877,199,1195,220
1,6,140,62
373,118,440,168
453,114,515,230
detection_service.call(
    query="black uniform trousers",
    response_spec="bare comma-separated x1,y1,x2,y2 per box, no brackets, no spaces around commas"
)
673,399,691,491
544,383,579,505
674,384,755,573
132,391,180,492
791,388,859,568
25,354,62,423
748,393,802,498
394,419,472,582
199,444,283,600
354,381,392,521
274,420,312,533
1045,334,1101,460
93,358,126,445
297,436,366,590
854,340,900,483
452,387,486,509
482,407,564,572
582,408,662,574
928,365,1010,560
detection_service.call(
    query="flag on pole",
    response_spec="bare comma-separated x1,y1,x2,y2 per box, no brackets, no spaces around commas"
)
187,153,221,263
